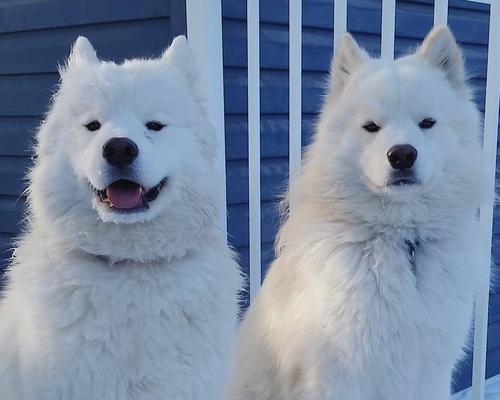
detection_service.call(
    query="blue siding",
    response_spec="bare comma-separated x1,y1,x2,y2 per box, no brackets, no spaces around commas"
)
222,0,498,392
0,0,185,273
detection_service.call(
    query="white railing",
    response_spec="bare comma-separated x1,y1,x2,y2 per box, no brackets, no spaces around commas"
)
289,0,302,210
247,0,262,302
472,1,500,399
185,0,227,231
185,0,500,398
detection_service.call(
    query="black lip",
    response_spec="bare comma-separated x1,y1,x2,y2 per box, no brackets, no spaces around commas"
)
388,173,418,186
90,177,168,212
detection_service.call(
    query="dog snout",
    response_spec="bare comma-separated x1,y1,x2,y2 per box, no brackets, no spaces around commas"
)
102,137,138,169
387,145,417,170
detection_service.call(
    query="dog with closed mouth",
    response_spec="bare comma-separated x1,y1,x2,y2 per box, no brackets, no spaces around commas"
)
229,26,489,400
0,36,240,400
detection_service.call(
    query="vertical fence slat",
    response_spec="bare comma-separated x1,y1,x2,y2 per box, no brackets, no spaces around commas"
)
471,1,500,399
334,0,347,51
248,0,262,301
433,0,449,26
381,0,396,59
289,0,302,210
186,0,227,232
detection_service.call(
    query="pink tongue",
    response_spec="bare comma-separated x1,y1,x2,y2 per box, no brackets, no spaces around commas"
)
106,185,142,209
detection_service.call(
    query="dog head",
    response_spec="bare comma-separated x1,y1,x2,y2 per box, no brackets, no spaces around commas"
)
29,36,222,261
310,26,484,222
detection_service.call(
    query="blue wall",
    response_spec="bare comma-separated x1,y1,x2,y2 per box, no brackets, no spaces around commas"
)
0,0,498,394
221,0,499,393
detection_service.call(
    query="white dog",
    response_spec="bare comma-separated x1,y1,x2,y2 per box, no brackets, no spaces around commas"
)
0,36,240,400
230,27,489,400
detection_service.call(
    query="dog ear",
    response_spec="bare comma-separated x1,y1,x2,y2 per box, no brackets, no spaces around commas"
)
416,26,465,88
161,35,198,85
67,36,99,69
328,33,370,96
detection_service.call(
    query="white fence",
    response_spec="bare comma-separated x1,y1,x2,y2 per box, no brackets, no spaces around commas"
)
185,0,500,398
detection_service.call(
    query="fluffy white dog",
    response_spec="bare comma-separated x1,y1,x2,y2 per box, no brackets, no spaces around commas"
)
230,27,489,400
0,36,240,400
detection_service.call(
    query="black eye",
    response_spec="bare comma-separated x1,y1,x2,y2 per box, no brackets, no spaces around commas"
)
146,121,165,131
85,120,101,132
419,118,436,129
362,121,381,133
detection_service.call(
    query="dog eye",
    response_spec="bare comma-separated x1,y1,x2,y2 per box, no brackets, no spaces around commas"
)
146,121,166,131
362,121,381,133
85,120,101,132
419,118,436,129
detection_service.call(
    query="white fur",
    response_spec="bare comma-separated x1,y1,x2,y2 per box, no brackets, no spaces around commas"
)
230,27,490,400
0,36,241,400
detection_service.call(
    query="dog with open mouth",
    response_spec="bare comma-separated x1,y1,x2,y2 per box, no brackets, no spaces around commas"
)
0,36,241,400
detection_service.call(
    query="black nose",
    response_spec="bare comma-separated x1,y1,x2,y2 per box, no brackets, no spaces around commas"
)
387,145,417,170
102,137,138,169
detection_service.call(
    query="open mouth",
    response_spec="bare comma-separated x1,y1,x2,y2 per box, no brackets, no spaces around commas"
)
91,178,167,212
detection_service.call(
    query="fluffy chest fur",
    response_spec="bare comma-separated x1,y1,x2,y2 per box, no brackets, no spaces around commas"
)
231,220,484,400
1,240,240,400
305,231,479,398
297,227,479,357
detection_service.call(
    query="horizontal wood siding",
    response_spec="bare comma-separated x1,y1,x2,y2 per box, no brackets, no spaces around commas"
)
221,0,498,392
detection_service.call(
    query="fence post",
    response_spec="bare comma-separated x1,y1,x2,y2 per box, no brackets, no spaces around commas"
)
471,0,500,398
334,0,347,51
289,0,302,210
186,0,227,232
381,0,395,59
247,0,262,301
433,0,449,26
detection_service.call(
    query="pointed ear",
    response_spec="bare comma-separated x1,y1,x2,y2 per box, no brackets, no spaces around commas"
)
416,26,465,88
67,36,99,69
161,35,198,84
328,33,370,95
